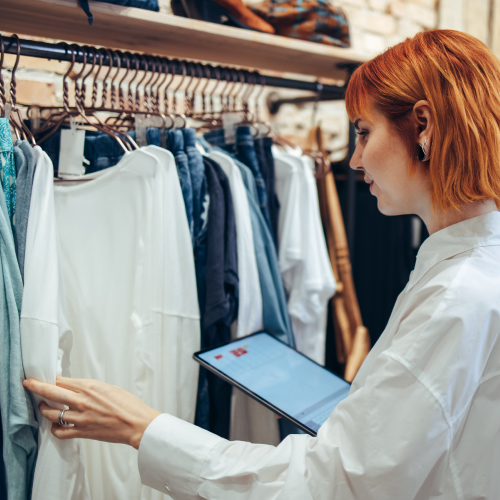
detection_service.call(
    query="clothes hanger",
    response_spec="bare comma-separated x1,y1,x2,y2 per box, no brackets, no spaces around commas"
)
1,34,36,144
171,60,188,129
252,72,271,137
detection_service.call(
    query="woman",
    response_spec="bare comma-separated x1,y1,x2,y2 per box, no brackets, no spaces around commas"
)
25,29,500,499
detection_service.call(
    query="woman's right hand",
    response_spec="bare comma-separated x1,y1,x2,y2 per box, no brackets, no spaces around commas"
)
23,377,161,449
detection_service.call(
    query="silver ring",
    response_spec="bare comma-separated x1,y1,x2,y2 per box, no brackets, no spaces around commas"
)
58,409,70,426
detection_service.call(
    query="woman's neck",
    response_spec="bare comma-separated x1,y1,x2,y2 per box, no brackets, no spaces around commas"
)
420,199,498,235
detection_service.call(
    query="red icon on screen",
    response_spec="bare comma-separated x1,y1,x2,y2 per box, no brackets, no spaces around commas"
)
214,355,223,360
230,348,248,357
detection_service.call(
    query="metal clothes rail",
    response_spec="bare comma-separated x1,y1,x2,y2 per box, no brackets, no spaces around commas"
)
2,36,354,98
1,34,359,255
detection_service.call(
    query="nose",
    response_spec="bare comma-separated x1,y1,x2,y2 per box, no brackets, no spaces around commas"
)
349,140,363,171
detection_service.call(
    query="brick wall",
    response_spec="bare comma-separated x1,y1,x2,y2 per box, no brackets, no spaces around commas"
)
4,0,497,155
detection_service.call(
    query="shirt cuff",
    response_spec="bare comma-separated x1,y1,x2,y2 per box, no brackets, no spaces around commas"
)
138,413,224,499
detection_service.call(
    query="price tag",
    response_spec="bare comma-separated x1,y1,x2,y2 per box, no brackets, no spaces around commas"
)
59,118,86,178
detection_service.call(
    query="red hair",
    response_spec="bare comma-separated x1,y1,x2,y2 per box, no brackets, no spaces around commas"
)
345,29,500,210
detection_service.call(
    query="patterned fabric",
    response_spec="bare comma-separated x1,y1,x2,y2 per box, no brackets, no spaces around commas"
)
252,0,350,47
0,119,16,231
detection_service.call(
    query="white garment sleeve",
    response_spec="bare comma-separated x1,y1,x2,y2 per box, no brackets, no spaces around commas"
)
138,352,450,500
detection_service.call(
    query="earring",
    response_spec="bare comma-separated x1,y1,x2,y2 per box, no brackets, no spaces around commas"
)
417,143,426,161
417,139,430,161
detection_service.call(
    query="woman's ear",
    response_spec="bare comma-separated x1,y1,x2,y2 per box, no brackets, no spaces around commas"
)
413,100,434,143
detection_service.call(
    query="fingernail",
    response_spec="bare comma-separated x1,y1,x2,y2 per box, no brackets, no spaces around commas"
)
23,379,30,388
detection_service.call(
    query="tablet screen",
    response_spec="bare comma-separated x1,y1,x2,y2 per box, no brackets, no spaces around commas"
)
195,332,351,435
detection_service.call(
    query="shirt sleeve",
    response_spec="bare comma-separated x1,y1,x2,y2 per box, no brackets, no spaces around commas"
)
138,352,451,500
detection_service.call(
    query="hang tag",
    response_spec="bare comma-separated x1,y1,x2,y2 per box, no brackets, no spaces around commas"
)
222,112,242,145
135,114,164,147
58,121,86,178
135,114,148,147
4,103,12,121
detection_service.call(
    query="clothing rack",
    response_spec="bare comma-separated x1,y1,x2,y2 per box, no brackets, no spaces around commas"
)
1,34,359,255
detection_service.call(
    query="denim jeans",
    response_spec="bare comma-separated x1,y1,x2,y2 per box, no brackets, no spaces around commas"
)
254,136,279,247
204,126,273,234
166,130,194,240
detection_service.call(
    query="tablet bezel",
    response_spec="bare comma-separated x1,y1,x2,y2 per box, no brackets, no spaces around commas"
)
193,331,350,437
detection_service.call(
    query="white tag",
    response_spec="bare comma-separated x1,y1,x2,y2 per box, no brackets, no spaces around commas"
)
222,112,242,145
135,114,164,147
4,103,12,120
135,114,148,147
58,126,86,178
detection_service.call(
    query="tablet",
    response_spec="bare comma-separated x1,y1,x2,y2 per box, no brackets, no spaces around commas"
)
193,332,351,436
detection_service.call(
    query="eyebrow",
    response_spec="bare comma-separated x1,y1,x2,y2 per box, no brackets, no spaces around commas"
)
354,119,361,131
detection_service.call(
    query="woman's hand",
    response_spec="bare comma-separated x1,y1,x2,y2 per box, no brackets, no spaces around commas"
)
23,377,161,449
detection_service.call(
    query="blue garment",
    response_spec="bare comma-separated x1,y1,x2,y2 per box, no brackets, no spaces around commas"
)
0,119,17,231
184,128,209,308
183,128,206,238
95,0,159,10
195,157,238,439
167,130,194,240
254,136,279,246
204,127,273,233
0,179,38,500
237,160,294,347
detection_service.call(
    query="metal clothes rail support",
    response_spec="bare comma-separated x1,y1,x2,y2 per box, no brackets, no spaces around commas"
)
1,34,359,254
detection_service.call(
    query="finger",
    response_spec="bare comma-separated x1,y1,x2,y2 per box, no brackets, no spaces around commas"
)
56,376,88,393
24,379,81,408
51,423,83,440
39,402,81,425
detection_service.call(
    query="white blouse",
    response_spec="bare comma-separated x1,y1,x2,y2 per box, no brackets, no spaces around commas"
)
138,211,500,500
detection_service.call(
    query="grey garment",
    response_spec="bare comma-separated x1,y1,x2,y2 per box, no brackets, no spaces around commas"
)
0,185,38,500
13,140,36,281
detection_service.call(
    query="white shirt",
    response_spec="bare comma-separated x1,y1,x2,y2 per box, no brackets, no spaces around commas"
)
54,149,200,500
138,211,500,500
20,147,91,500
274,150,335,364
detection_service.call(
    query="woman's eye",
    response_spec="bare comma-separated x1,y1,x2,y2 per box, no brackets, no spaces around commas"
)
356,130,369,139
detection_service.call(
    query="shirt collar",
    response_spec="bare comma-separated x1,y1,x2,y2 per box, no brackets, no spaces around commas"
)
409,211,500,289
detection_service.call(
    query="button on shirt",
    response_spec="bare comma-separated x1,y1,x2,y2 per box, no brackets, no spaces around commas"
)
138,211,500,500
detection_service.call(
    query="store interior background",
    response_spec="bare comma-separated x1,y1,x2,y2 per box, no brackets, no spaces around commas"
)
2,0,498,373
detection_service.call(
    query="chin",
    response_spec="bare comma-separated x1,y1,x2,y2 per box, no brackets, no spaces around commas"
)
377,200,405,216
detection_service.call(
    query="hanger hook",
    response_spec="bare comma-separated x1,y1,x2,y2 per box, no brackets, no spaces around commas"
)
61,42,76,113
147,56,162,113
91,48,103,108
154,58,168,113
135,55,150,112
100,48,114,109
163,60,176,115
172,60,187,114
9,34,22,109
82,46,97,110
108,49,121,110
71,44,87,115
127,54,140,111
116,51,130,111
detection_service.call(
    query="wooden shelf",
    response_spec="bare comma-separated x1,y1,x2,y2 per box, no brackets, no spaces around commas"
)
0,0,367,80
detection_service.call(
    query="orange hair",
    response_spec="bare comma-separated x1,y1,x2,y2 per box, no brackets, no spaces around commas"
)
345,29,500,210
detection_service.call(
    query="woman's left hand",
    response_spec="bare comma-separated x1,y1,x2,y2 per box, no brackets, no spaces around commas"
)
23,377,161,450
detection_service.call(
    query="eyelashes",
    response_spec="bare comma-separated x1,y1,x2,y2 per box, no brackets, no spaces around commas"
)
356,130,369,139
